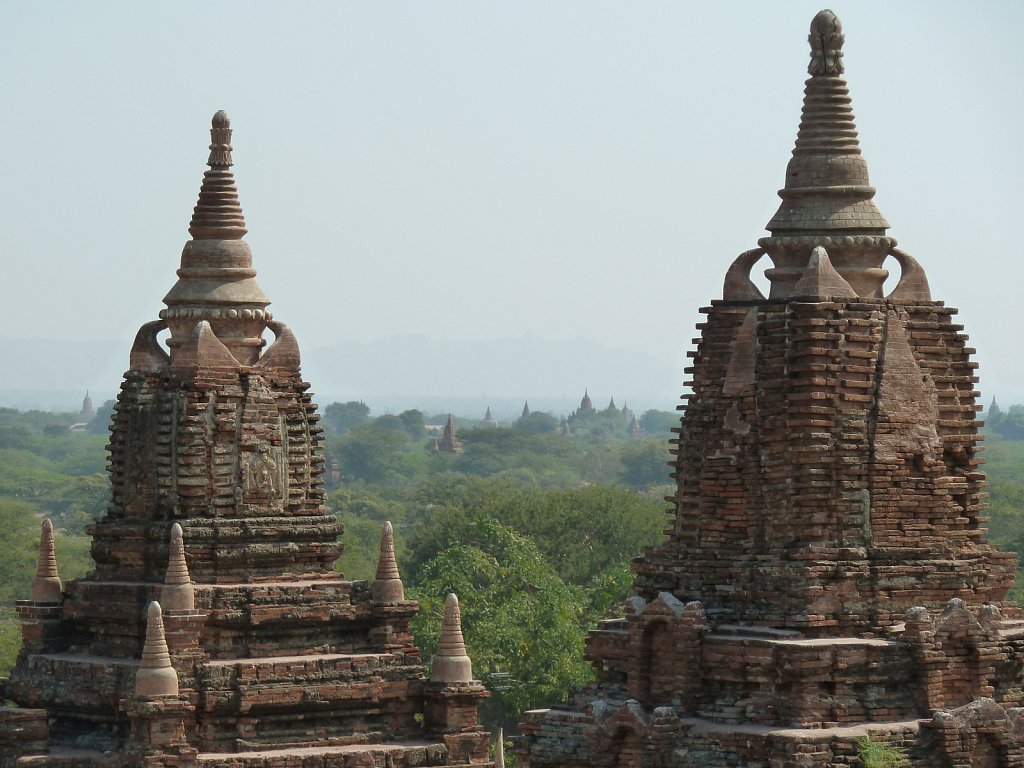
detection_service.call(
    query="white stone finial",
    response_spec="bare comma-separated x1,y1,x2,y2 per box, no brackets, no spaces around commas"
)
135,601,179,698
30,519,63,603
431,593,473,682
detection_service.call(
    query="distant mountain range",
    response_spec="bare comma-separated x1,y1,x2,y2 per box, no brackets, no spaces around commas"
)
0,334,683,417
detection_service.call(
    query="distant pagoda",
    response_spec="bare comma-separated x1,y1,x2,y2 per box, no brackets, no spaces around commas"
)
517,11,1024,767
483,406,499,428
80,390,95,419
989,397,1002,420
0,112,492,767
577,389,594,416
437,413,464,454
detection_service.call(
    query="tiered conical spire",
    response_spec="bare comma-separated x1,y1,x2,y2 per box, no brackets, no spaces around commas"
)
134,602,179,698
431,593,473,682
371,521,405,602
578,389,594,414
30,519,62,603
161,111,271,365
759,9,896,299
161,523,195,611
188,110,247,239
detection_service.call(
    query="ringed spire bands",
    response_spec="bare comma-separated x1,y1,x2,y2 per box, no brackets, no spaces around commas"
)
758,9,897,299
162,111,271,366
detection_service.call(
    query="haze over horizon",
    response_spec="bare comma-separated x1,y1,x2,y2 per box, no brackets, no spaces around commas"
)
2,2,1022,410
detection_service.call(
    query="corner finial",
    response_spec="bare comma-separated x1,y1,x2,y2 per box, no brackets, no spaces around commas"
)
495,727,506,768
431,593,474,682
809,10,844,75
135,601,179,698
208,110,233,168
791,246,856,300
161,523,195,611
30,518,63,603
371,521,405,602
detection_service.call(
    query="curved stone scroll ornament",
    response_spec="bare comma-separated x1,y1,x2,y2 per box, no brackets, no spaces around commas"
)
885,247,932,302
722,248,767,301
129,320,171,373
256,320,301,372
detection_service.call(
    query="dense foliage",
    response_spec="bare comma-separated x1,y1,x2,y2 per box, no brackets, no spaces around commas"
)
0,408,107,672
4,399,1024,734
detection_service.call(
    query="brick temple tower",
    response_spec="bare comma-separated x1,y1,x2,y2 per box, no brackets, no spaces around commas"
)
0,112,492,768
517,11,1024,767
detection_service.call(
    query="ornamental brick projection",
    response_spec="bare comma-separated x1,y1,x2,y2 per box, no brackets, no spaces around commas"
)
516,11,1024,768
0,112,492,768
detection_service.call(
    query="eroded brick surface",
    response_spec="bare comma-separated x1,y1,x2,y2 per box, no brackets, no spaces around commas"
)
516,11,1024,768
0,113,491,768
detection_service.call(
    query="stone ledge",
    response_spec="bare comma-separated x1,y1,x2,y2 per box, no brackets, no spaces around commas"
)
677,715,925,740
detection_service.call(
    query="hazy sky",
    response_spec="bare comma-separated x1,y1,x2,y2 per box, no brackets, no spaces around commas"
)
2,2,1022,403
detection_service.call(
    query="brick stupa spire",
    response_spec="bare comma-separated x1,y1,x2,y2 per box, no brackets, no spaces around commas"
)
518,11,1024,767
1,113,492,767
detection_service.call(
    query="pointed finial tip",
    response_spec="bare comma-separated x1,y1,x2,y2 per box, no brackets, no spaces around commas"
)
811,9,842,37
205,111,235,171
383,520,393,535
808,8,845,75
170,522,183,541
446,592,459,609
42,518,53,533
147,600,163,621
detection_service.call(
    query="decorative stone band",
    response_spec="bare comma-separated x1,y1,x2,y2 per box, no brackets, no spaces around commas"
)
759,235,895,298
160,306,273,323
